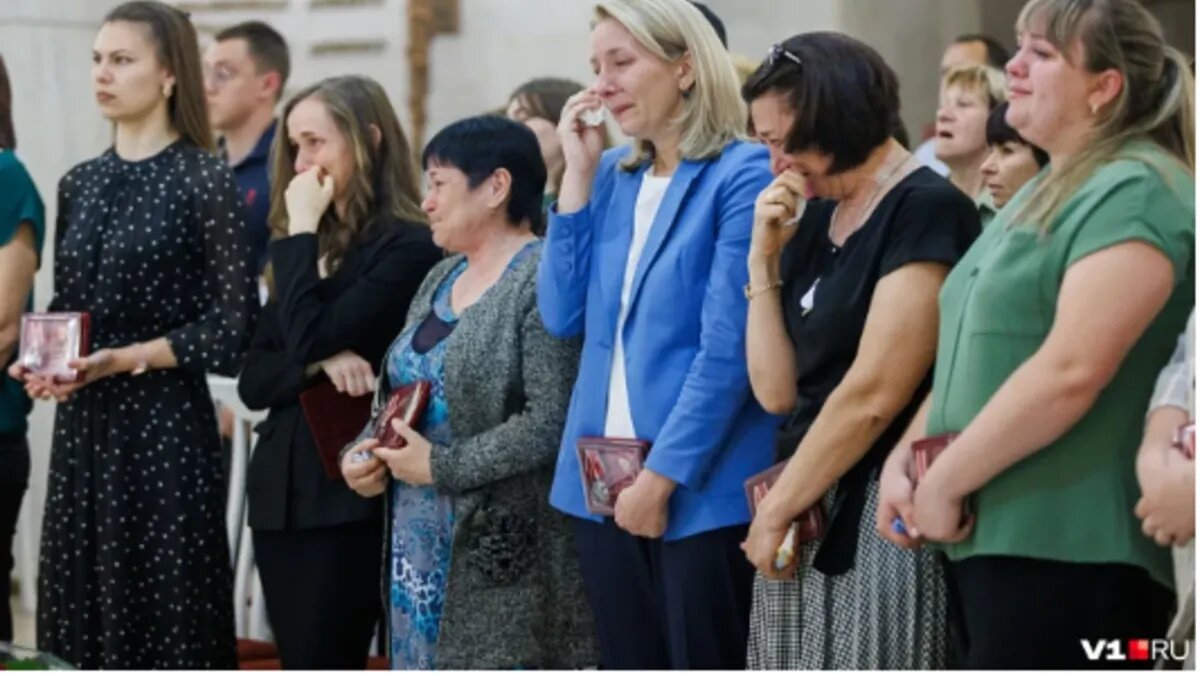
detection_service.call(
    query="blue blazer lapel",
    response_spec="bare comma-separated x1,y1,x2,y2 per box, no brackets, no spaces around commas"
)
598,166,645,339
626,159,705,316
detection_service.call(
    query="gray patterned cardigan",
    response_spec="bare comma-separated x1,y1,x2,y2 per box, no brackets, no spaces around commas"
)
346,245,597,669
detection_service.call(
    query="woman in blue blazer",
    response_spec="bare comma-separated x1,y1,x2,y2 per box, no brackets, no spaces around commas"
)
536,0,776,668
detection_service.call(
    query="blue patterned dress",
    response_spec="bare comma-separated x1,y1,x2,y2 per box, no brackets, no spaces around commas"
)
384,242,539,669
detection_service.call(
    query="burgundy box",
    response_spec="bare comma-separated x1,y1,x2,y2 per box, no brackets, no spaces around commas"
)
743,461,825,543
911,433,959,484
577,437,650,516
374,380,432,449
18,312,91,383
299,378,373,479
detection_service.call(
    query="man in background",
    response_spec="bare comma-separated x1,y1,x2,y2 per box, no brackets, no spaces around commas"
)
203,22,289,453
204,21,290,279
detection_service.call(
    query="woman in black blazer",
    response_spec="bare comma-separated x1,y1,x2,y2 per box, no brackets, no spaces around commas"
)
237,75,441,669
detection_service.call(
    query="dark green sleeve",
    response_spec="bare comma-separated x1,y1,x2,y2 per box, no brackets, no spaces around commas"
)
0,157,47,266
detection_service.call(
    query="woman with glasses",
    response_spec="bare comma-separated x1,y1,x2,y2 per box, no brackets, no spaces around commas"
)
537,0,776,667
741,33,979,669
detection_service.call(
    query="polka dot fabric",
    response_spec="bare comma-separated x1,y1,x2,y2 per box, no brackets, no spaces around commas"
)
36,141,257,669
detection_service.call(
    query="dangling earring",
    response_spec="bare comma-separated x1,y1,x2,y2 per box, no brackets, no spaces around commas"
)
1089,102,1098,116
162,82,173,99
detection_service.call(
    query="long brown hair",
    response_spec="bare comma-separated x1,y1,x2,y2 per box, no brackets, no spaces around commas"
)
1014,0,1194,230
268,75,427,283
508,77,611,195
103,1,213,151
0,54,14,150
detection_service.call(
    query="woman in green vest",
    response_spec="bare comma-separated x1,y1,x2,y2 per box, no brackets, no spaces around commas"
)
875,0,1194,668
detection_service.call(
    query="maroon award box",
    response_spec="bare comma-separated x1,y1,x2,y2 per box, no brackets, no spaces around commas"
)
577,437,650,516
299,378,373,479
374,380,432,449
18,312,91,382
911,433,959,484
743,461,825,543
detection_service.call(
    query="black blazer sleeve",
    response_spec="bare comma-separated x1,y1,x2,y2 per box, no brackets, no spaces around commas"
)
237,302,310,411
270,223,443,366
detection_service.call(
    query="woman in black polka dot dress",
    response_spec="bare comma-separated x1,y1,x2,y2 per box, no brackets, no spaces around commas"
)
9,2,256,668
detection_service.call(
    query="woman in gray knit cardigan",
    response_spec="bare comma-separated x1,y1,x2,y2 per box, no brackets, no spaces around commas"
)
339,115,597,669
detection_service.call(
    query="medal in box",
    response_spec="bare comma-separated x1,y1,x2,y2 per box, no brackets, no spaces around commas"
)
743,461,826,543
18,312,91,382
576,437,650,516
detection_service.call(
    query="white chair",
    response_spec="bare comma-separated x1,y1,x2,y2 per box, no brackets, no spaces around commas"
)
206,375,270,641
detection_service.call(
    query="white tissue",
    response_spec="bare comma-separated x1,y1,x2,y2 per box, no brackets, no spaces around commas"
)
580,107,605,127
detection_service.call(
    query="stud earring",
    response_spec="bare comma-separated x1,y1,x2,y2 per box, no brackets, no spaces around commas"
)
1089,102,1098,115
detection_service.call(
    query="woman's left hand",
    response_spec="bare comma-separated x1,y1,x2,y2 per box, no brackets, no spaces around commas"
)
285,166,335,235
741,504,797,580
911,469,974,543
372,418,434,486
613,469,674,538
26,349,124,402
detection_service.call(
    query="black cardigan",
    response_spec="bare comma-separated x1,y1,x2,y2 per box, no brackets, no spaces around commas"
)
238,219,442,531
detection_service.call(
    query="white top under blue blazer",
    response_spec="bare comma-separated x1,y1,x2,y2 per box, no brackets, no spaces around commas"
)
538,141,781,540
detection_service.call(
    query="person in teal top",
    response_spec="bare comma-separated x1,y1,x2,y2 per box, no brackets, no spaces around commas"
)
0,52,46,644
874,0,1195,668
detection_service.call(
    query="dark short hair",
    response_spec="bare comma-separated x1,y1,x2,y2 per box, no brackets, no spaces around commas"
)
422,115,548,234
742,32,901,174
986,102,1049,167
891,120,910,150
689,1,727,48
216,21,290,97
953,33,1011,70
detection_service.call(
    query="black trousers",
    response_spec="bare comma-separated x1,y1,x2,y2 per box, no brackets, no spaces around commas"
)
253,519,382,669
0,437,30,644
571,517,755,670
950,555,1176,670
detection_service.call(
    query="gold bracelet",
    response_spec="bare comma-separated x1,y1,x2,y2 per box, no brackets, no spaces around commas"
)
744,280,783,300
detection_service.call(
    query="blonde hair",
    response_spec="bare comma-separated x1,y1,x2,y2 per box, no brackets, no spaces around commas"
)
593,0,746,170
1013,0,1194,231
942,64,1008,110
